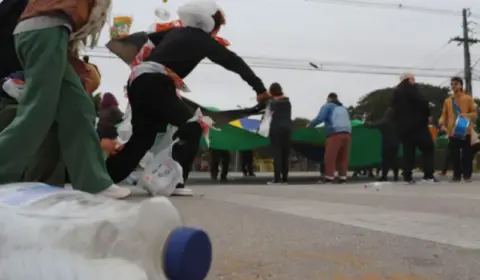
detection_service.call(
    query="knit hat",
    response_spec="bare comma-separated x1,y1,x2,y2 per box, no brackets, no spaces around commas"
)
399,72,414,82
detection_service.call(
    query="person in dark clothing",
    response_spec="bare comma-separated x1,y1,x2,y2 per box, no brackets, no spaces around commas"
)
391,73,437,184
365,108,400,181
97,93,124,156
106,2,270,196
210,148,230,181
240,150,255,176
440,146,452,176
267,82,292,184
97,93,124,139
0,0,28,78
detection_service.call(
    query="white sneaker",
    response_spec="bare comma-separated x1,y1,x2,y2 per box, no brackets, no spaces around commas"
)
98,184,132,199
172,187,194,196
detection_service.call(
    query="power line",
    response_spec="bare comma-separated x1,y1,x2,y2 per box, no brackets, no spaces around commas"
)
84,52,480,80
305,0,480,19
88,46,461,73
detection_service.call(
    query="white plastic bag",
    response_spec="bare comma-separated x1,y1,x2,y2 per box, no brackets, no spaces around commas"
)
117,106,132,145
139,126,183,197
1,77,24,100
257,103,272,138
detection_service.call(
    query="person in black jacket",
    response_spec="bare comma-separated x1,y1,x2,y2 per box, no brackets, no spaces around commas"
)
391,73,437,184
106,2,270,196
365,108,399,181
240,150,255,177
209,148,230,181
267,82,293,184
0,0,28,78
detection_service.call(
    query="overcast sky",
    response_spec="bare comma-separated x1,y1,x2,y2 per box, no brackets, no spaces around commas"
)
91,0,480,118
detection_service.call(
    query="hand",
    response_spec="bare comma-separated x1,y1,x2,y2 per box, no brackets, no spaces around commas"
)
459,113,468,118
440,125,446,132
256,91,272,103
306,123,311,128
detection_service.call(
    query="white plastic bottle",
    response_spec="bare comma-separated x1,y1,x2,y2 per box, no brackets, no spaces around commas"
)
0,249,148,280
0,183,213,280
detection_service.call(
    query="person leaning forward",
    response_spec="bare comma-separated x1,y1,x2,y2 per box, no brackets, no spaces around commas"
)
0,0,131,198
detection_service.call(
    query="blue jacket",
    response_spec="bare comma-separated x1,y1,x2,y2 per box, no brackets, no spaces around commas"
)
309,102,351,135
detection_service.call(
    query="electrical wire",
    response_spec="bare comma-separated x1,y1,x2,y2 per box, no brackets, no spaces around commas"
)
304,0,479,19
87,47,461,73
84,52,478,80
472,57,480,69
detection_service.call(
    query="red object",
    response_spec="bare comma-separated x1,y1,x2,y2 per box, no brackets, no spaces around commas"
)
154,20,230,46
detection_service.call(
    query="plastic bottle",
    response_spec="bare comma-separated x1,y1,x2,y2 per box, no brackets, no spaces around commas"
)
0,249,148,280
0,183,212,280
364,181,393,191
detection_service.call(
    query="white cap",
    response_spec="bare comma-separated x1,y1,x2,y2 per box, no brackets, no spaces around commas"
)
399,72,414,81
177,1,220,33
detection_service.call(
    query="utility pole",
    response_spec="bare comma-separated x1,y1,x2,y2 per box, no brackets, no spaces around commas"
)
450,8,480,95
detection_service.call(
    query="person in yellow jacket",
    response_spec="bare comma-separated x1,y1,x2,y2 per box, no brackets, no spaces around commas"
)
438,77,477,182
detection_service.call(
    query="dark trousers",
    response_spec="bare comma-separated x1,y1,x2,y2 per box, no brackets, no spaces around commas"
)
240,150,254,175
441,146,453,174
210,149,230,179
448,135,473,179
400,126,434,181
381,144,399,179
106,74,202,185
270,130,291,182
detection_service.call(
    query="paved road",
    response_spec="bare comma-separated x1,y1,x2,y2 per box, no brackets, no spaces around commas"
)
132,175,480,280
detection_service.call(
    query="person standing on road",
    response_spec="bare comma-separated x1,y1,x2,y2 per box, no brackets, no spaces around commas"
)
309,93,351,183
209,148,230,182
267,82,292,185
240,150,255,177
365,108,400,181
391,73,437,184
438,77,477,182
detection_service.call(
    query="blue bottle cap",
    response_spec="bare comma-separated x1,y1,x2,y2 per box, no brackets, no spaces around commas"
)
163,227,212,280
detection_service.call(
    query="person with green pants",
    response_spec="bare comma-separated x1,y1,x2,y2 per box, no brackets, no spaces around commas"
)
0,0,130,198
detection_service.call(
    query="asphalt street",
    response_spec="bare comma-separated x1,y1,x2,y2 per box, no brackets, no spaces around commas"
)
130,172,480,280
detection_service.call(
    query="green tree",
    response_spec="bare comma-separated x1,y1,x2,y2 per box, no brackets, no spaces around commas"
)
292,117,310,129
354,83,449,122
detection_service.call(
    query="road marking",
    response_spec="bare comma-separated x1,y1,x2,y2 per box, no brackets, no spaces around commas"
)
206,193,480,249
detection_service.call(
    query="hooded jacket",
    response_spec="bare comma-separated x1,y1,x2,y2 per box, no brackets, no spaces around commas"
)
269,96,292,134
364,108,399,149
391,79,430,135
309,101,351,136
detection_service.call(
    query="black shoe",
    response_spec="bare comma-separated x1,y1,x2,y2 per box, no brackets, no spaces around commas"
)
423,177,439,183
378,177,388,182
451,177,461,182
319,178,334,184
220,177,228,182
464,177,472,183
267,180,282,185
336,179,346,184
248,173,256,177
405,179,416,184
211,177,218,181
